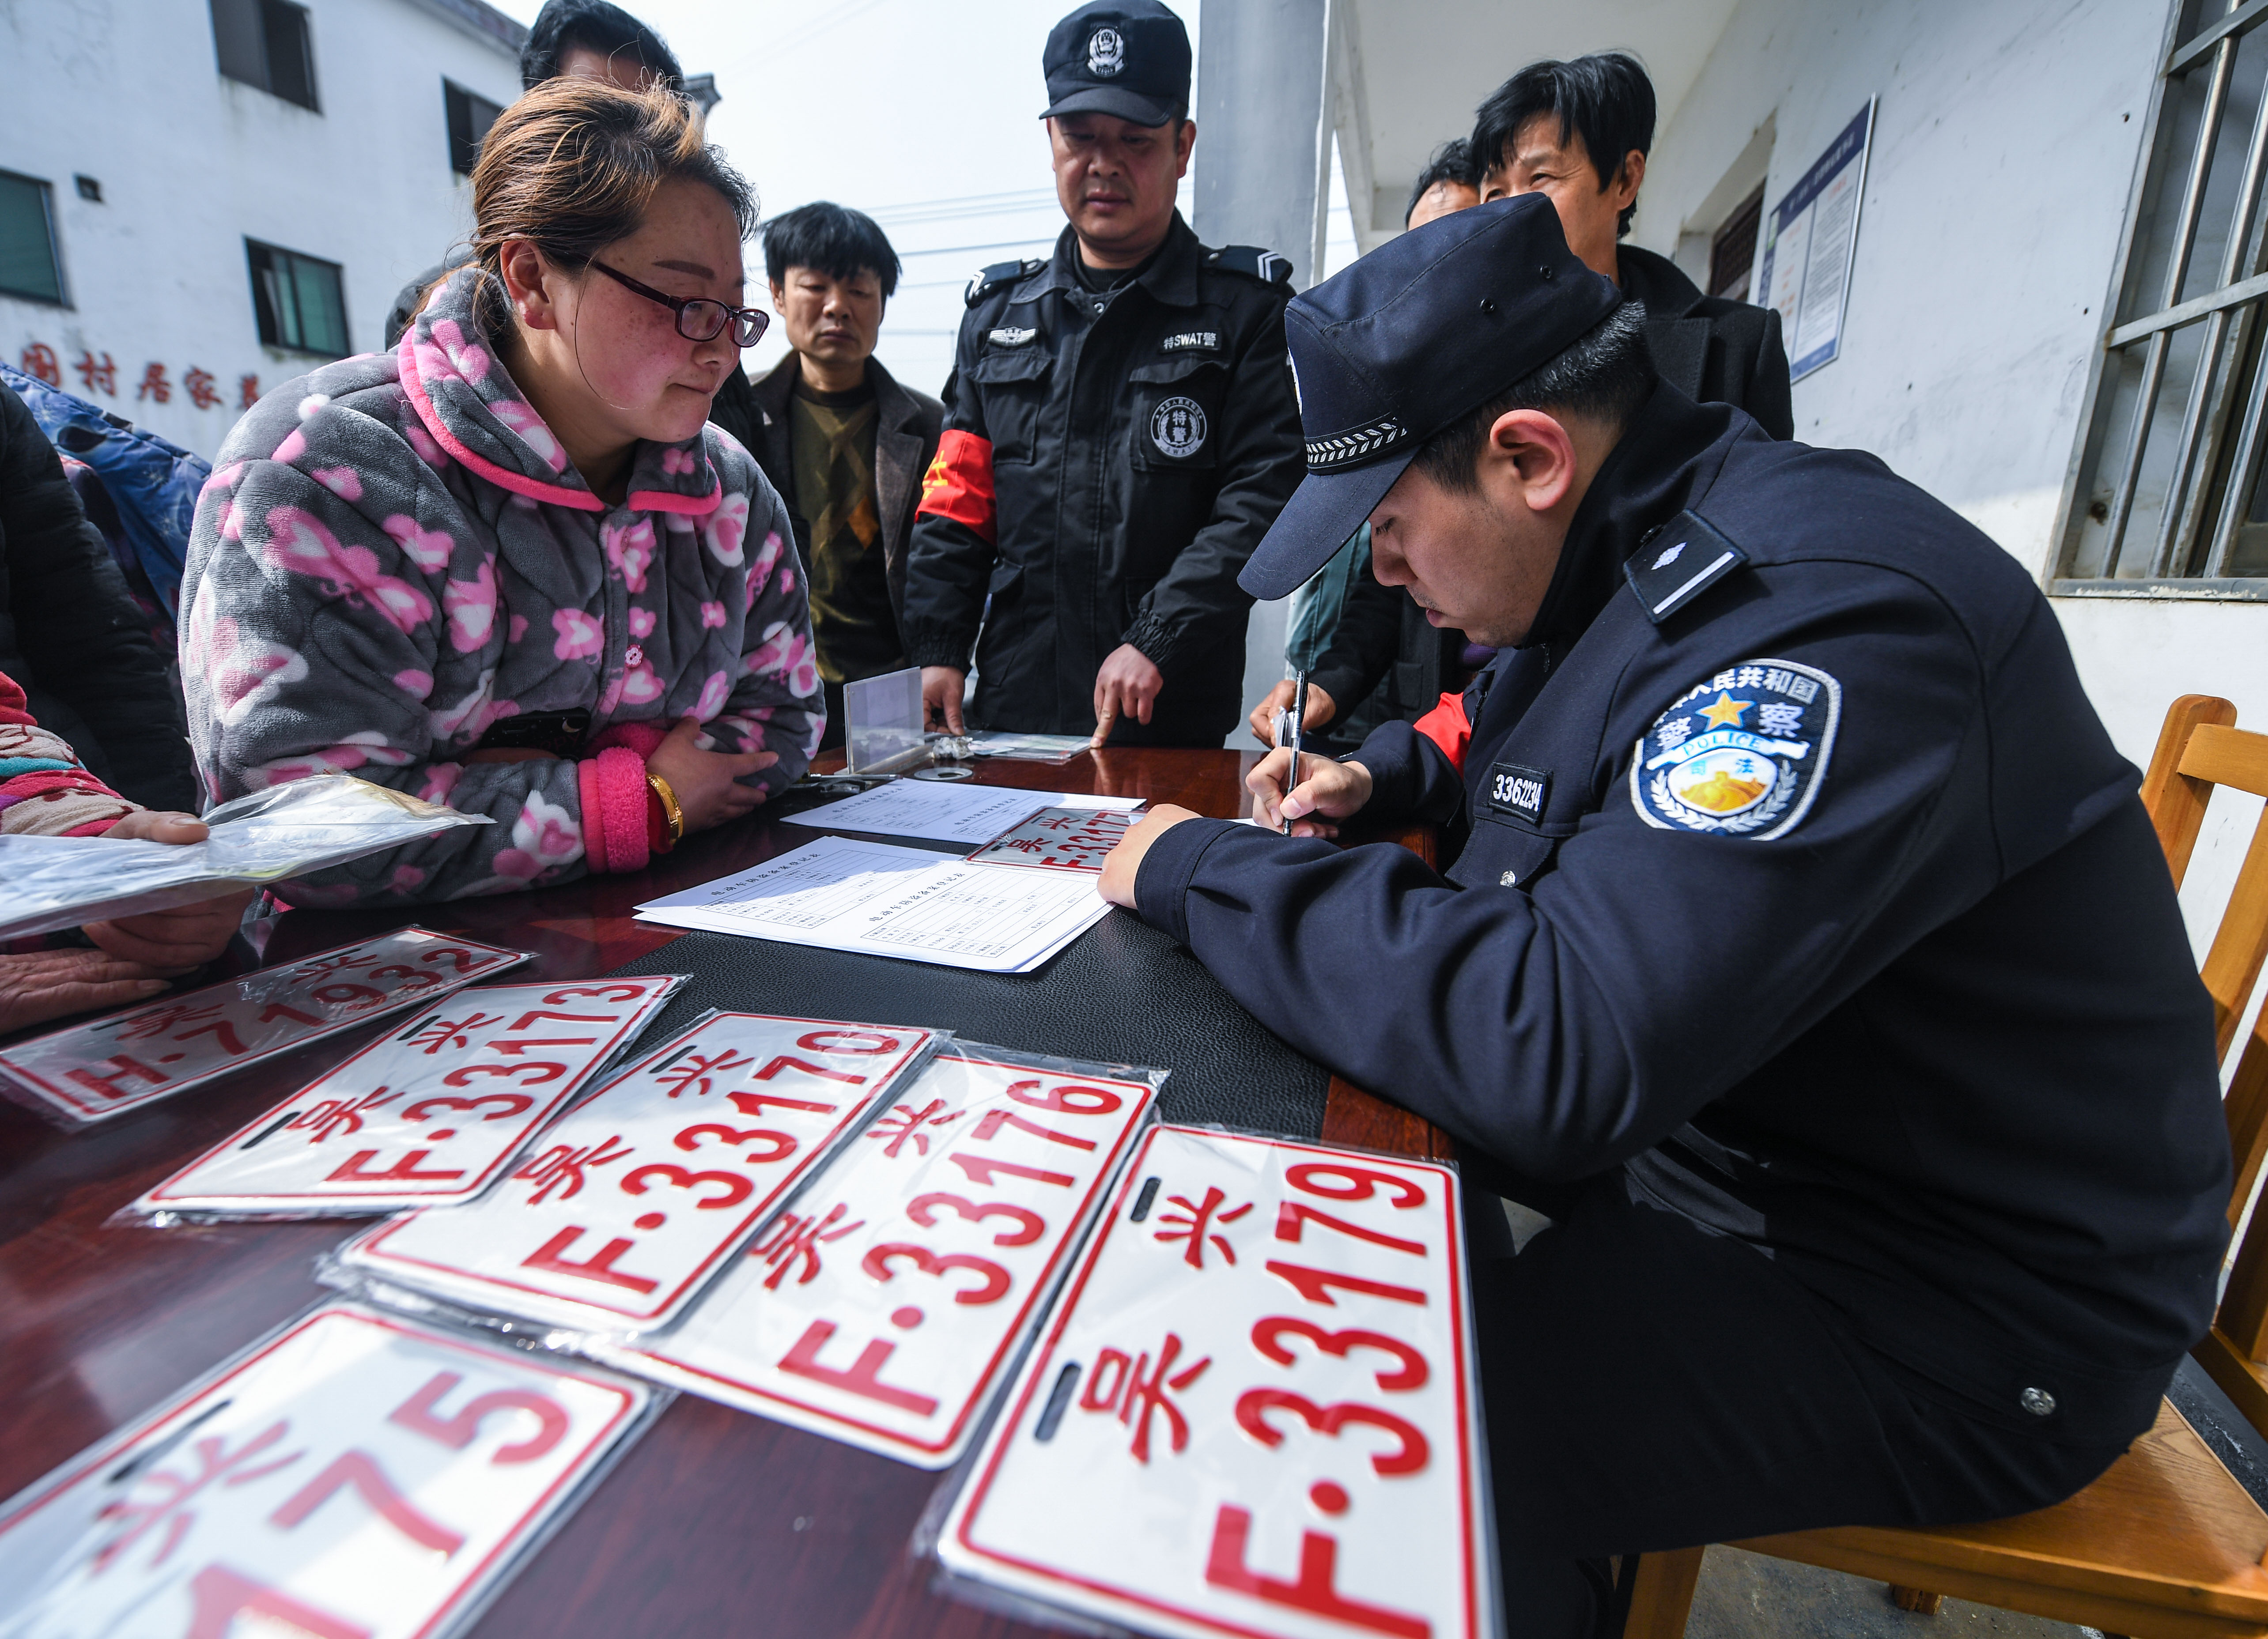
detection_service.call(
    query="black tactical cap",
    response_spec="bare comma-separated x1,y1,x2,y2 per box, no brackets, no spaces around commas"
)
1240,193,1626,600
1040,0,1191,128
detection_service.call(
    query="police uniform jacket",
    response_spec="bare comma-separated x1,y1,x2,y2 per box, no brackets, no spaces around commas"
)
1133,381,2232,1442
901,213,1304,745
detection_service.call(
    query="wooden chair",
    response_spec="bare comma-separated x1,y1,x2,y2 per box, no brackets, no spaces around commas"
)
1621,695,2268,1639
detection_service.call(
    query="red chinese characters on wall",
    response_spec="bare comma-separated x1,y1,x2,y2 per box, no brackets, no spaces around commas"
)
11,340,260,413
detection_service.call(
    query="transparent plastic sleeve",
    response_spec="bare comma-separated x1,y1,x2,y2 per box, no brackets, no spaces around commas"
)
0,927,532,1128
921,1122,1502,1639
584,1041,1168,1469
0,775,494,940
317,1011,950,1348
0,1297,669,1639
110,974,690,1226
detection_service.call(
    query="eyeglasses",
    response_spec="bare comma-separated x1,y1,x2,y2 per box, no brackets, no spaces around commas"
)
589,259,768,346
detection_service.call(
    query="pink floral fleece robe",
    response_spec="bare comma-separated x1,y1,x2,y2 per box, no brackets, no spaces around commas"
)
180,268,823,904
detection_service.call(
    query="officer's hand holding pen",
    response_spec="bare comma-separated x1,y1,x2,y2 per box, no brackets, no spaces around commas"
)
1248,748,1372,837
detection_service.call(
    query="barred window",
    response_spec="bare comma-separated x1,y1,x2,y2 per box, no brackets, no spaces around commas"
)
2058,0,2268,595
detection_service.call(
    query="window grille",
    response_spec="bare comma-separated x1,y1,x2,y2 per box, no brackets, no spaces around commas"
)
0,170,65,306
246,241,348,358
2058,0,2268,594
211,0,318,112
445,82,503,178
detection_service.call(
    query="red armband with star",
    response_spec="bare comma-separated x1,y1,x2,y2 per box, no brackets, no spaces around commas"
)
916,428,998,545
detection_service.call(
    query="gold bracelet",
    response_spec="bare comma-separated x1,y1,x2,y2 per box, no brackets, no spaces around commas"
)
646,772,684,847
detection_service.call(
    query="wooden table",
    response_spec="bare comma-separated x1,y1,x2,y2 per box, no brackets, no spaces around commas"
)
0,748,1447,1636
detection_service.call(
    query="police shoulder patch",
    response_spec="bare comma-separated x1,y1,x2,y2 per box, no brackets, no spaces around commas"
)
965,259,1043,307
1630,659,1841,839
1208,245,1294,287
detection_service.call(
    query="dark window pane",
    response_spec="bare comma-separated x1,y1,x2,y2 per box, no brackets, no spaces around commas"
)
246,239,346,357
444,81,501,177
260,0,316,109
0,171,64,304
210,0,265,87
1709,188,1764,302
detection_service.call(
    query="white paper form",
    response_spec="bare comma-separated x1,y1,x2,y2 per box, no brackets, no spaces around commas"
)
0,1301,656,1639
779,779,1141,846
635,835,1113,974
131,976,685,1219
593,1049,1159,1468
333,1012,939,1336
939,1125,1496,1639
0,928,529,1126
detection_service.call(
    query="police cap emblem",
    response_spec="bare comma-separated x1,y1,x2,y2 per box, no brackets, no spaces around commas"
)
1630,659,1841,838
1087,26,1126,76
1150,395,1207,458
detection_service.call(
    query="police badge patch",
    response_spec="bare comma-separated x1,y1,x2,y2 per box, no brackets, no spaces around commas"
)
1150,396,1208,457
1087,26,1125,75
1630,659,1841,838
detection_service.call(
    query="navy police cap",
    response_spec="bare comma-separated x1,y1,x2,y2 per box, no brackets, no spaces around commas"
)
1240,193,1625,601
1041,0,1191,128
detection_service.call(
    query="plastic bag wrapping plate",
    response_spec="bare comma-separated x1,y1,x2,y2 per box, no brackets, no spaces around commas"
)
117,975,688,1223
323,1012,945,1342
0,928,530,1127
0,775,492,940
0,1298,665,1639
588,1042,1164,1469
932,1123,1501,1639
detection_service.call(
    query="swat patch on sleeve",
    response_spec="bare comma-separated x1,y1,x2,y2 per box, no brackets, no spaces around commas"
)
1630,659,1840,838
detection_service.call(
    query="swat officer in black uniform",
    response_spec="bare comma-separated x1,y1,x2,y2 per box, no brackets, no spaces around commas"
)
1099,195,2230,1634
901,0,1304,748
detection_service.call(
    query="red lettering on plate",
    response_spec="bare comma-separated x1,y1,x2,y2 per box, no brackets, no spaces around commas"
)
778,1320,939,1415
1265,1260,1428,1309
387,1371,568,1463
521,1227,661,1293
1204,1504,1430,1638
269,1450,465,1554
324,1149,467,1185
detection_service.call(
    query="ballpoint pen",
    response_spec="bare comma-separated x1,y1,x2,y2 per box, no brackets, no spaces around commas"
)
1282,671,1307,835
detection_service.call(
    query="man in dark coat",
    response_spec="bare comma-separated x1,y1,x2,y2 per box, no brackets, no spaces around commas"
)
740,203,943,748
1272,51,1794,756
0,378,194,812
1100,193,2229,1639
900,0,1304,748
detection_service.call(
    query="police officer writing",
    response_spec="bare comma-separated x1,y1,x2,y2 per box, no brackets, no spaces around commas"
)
1099,196,2229,1635
901,0,1304,749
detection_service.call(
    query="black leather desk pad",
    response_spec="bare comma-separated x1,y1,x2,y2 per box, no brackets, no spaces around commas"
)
601,906,1328,1138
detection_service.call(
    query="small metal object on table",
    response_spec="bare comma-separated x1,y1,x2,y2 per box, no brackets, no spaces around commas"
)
0,748,1448,1638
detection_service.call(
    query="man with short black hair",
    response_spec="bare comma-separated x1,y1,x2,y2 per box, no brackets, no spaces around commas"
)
518,0,683,91
1100,194,2228,1636
902,0,1304,748
1475,52,1792,438
744,203,943,748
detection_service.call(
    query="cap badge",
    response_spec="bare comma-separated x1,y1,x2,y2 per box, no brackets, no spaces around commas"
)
1087,26,1125,76
1151,396,1207,458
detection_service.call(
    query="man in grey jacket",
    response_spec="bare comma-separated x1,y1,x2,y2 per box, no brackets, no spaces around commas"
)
745,203,943,748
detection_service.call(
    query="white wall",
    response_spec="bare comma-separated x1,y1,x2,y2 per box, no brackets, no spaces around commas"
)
1632,0,2266,777
0,0,520,461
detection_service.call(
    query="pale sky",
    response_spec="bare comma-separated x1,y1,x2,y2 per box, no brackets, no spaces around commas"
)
484,0,1356,396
